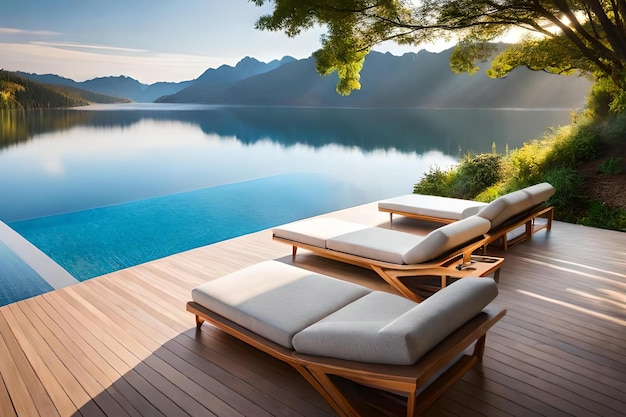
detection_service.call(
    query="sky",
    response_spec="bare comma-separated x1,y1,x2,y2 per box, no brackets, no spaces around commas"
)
0,0,447,85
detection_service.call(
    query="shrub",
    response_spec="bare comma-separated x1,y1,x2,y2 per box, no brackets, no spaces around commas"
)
455,153,502,198
579,201,626,231
541,166,584,220
413,166,457,196
598,157,622,174
507,136,553,184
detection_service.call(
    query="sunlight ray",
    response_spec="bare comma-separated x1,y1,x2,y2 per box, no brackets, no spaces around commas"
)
518,289,626,326
528,254,626,278
566,288,626,310
510,256,626,289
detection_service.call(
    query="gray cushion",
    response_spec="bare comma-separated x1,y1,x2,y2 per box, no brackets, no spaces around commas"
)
524,182,555,205
403,216,491,264
292,277,498,365
478,183,555,228
301,216,489,265
191,261,371,348
327,227,424,264
378,194,487,220
273,218,369,248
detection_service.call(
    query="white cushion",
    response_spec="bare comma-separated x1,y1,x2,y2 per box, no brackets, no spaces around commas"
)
403,216,491,264
478,183,555,228
326,227,425,264
524,182,555,205
292,277,499,365
191,261,371,348
273,218,369,248
378,194,487,220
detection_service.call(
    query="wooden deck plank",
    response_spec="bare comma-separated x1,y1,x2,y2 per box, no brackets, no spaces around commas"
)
0,311,61,417
0,203,625,416
0,371,17,417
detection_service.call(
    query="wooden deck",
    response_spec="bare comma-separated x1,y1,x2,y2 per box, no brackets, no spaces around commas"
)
1,202,625,417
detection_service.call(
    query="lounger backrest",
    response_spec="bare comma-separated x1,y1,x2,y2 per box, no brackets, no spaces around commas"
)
477,182,555,229
402,216,491,264
379,277,498,363
292,277,498,365
524,182,556,205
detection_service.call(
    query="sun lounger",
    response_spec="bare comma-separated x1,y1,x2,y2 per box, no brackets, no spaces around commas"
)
477,182,555,250
187,260,506,417
379,182,556,250
272,216,503,301
379,194,487,224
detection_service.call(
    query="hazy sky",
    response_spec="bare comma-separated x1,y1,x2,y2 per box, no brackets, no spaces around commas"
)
0,0,441,84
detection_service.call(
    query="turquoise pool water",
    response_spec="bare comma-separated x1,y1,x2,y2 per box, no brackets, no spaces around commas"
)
7,174,365,285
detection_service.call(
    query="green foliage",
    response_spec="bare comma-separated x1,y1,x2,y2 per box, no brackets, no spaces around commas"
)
578,202,626,232
252,0,626,102
450,42,497,75
0,70,125,109
598,157,622,174
414,154,502,199
505,136,553,184
413,165,457,196
540,166,583,220
455,153,502,198
543,122,599,169
487,35,584,79
411,109,625,231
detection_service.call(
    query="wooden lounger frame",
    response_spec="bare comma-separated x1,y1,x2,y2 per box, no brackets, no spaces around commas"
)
272,235,504,302
482,205,554,252
188,301,506,417
380,207,459,225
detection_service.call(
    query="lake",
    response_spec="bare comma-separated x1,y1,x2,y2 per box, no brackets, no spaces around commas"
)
0,104,573,284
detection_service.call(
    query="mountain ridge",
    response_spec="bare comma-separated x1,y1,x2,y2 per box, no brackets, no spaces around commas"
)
17,47,593,108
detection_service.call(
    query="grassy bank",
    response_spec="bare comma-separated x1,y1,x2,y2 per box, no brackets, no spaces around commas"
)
413,112,626,232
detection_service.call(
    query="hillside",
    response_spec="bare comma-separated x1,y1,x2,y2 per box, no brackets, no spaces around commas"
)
0,70,129,109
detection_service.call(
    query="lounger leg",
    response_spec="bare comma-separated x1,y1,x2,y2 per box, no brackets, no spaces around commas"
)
292,245,297,261
195,315,205,330
305,369,364,417
473,334,487,360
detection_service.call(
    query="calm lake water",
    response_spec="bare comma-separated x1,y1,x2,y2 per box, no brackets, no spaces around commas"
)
0,104,574,285
1,103,574,222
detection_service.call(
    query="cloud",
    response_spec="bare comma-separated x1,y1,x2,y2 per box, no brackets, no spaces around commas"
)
0,27,60,37
0,42,217,83
32,41,147,53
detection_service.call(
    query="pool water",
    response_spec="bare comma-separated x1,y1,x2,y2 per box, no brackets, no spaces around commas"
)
7,173,367,284
0,240,54,306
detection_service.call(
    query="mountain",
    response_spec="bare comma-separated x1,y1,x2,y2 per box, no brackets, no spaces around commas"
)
159,56,296,103
159,49,592,108
17,47,592,108
17,56,295,103
17,72,194,103
1,70,128,109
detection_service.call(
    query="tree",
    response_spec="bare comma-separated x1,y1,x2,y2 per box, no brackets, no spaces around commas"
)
251,0,626,114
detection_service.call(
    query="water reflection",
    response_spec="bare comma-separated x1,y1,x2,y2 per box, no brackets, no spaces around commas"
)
1,105,573,156
0,104,573,222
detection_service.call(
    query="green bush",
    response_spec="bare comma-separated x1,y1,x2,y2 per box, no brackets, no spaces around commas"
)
455,154,502,198
413,166,457,196
598,157,622,174
544,122,599,168
507,137,552,184
541,166,583,218
579,201,626,231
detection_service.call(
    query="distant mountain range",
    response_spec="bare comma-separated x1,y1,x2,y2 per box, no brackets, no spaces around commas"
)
18,47,593,108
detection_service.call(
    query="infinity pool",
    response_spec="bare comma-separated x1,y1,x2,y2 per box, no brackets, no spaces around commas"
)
5,174,366,297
